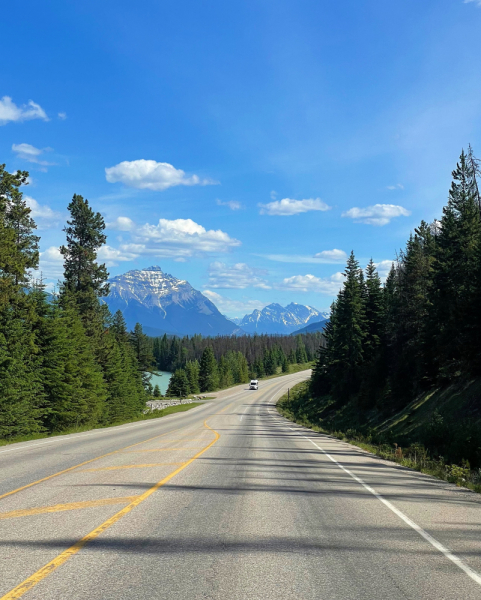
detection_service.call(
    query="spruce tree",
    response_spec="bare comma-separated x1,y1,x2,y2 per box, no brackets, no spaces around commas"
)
199,347,219,392
167,369,190,397
60,194,109,317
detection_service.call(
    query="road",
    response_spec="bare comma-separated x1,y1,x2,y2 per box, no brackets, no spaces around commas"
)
1,370,481,599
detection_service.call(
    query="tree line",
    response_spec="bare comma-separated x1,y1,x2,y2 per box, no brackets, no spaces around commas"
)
310,147,481,462
152,332,321,397
164,333,318,397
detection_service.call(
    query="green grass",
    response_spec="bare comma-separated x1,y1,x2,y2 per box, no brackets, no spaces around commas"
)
260,362,314,381
0,402,203,448
276,381,481,494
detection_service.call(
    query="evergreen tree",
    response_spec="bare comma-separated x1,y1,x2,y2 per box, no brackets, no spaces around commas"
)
167,369,190,397
130,322,155,389
430,150,481,376
185,360,200,394
199,346,219,392
60,194,109,317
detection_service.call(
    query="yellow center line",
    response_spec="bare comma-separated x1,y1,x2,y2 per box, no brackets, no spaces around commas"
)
0,427,184,502
0,497,139,520
1,420,220,600
80,462,186,472
121,447,204,453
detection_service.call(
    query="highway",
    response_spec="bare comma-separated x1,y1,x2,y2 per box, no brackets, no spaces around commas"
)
1,370,481,599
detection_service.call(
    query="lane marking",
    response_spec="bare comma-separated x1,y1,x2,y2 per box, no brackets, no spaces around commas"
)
80,462,186,472
0,428,181,502
1,420,220,600
0,497,139,521
121,448,204,453
290,427,481,588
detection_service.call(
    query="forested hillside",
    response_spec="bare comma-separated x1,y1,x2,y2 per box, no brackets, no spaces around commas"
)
153,332,321,396
292,147,481,470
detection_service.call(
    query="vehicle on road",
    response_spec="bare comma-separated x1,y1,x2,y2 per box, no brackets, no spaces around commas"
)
249,379,258,390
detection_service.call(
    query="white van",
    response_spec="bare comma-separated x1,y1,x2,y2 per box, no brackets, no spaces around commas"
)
249,380,259,390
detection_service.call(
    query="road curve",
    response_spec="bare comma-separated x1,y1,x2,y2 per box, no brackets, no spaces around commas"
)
1,370,481,599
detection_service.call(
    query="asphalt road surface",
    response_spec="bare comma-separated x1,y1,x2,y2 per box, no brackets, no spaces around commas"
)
1,370,481,599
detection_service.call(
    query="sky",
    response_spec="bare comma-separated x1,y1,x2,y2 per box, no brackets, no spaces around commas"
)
1,0,481,317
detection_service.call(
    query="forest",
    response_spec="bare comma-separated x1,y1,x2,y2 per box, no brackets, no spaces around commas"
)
160,332,320,397
301,147,481,470
0,164,321,439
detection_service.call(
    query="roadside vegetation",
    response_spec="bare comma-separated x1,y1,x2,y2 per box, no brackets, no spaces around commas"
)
279,147,481,493
0,401,203,448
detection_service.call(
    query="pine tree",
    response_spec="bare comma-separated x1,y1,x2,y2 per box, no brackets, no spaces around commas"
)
185,360,200,393
431,150,481,377
130,323,155,389
167,369,190,397
60,194,109,317
199,347,219,392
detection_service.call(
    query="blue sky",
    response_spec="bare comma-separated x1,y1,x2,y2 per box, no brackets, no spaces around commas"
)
2,0,481,317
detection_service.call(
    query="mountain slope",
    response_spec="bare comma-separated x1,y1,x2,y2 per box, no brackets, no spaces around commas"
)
104,266,241,337
237,302,328,335
291,319,327,335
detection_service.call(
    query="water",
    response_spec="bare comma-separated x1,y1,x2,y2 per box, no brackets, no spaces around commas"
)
149,371,172,395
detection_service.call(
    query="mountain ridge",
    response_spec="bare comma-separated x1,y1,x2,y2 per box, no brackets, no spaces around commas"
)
233,302,328,335
103,266,242,337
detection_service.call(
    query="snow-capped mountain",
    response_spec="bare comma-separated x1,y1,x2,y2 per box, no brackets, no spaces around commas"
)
235,302,328,335
104,266,241,337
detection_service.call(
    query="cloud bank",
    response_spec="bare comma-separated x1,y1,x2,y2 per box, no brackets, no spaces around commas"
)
105,216,240,260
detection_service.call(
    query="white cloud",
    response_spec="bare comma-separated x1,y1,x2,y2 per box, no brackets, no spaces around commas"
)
105,216,240,258
32,246,64,284
374,259,396,281
313,249,347,262
97,245,138,266
386,183,404,190
278,272,344,295
25,196,62,229
58,112,67,120
12,143,55,166
342,204,411,226
206,261,271,289
203,290,267,318
259,197,331,216
464,0,481,6
216,199,243,210
0,96,48,125
270,190,277,200
106,216,135,231
105,159,218,191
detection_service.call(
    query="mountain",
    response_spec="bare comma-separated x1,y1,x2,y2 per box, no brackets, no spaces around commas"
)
103,266,241,337
291,319,328,335
236,302,328,335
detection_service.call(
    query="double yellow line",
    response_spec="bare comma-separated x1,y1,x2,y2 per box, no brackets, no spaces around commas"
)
1,420,220,600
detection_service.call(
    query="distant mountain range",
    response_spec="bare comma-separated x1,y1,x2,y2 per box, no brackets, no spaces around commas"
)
103,266,241,337
230,303,329,335
103,266,328,337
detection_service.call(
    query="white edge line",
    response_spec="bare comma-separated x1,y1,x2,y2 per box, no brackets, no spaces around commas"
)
289,427,481,587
